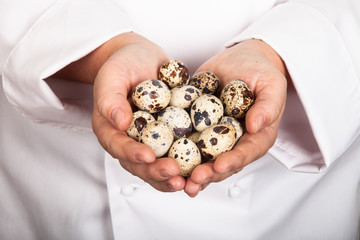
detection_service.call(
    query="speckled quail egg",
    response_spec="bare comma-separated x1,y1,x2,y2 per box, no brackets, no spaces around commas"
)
132,79,171,113
139,121,174,158
170,85,202,111
187,131,201,144
126,110,156,141
197,124,237,162
190,94,224,132
157,106,192,139
168,138,201,177
188,71,220,94
220,79,254,119
219,116,244,141
158,60,190,88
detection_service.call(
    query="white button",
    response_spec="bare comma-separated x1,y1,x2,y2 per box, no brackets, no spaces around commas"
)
228,186,241,198
121,185,135,196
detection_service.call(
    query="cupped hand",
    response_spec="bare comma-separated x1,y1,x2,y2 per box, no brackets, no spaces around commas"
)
184,39,289,197
91,32,185,192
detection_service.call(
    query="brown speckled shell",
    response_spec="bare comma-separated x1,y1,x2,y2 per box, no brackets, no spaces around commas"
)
197,124,237,162
168,138,201,177
219,116,244,141
139,121,174,158
157,106,192,139
132,79,171,113
220,79,254,119
190,94,224,132
169,85,202,111
158,60,190,88
126,111,156,141
188,71,220,95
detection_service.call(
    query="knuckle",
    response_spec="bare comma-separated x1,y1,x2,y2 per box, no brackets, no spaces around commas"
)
96,95,114,120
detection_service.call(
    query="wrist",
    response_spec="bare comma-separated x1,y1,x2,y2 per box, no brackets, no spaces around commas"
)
236,39,290,80
52,32,143,84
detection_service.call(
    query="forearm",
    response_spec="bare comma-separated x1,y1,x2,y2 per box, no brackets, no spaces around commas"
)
52,32,143,84
235,39,290,83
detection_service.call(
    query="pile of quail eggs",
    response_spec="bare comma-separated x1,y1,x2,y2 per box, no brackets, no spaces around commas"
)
126,60,254,177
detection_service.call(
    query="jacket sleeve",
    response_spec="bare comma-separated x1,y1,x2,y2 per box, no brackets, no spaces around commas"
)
1,0,133,131
226,0,360,172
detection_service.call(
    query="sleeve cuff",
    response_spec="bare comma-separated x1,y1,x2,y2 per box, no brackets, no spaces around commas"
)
226,2,360,172
2,0,133,131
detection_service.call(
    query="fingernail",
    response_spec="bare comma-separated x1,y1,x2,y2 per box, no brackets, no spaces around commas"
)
160,169,174,178
135,154,147,163
221,165,233,174
168,183,176,192
255,114,266,132
192,191,200,197
111,108,122,128
200,184,207,191
201,178,210,185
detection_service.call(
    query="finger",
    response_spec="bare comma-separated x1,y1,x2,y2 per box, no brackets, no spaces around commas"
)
119,157,181,182
245,73,287,134
214,123,279,174
94,62,134,132
168,176,187,192
119,157,185,192
92,109,156,163
190,162,236,184
184,163,215,197
200,182,211,192
184,178,202,197
188,162,215,184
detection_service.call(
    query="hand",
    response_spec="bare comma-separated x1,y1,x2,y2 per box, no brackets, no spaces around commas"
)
184,39,289,197
54,32,186,192
92,33,188,192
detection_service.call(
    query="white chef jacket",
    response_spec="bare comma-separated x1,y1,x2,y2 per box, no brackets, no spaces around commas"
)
1,0,359,239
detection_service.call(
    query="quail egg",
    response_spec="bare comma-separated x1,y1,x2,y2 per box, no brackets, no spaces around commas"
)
219,116,244,141
220,79,254,119
126,110,156,141
132,79,171,113
139,121,174,158
158,60,190,88
188,71,220,94
157,106,192,139
197,124,237,162
168,138,201,177
190,94,224,132
170,85,202,111
187,131,201,144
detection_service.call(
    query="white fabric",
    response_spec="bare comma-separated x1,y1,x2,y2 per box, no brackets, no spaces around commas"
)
1,0,359,239
2,0,132,130
226,2,360,172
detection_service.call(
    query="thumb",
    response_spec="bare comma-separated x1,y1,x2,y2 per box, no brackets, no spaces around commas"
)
245,76,287,134
94,61,133,132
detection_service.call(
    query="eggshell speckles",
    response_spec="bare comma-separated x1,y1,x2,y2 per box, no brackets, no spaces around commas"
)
159,60,190,88
189,71,220,94
139,121,174,158
220,79,254,119
170,85,202,111
219,116,244,141
157,106,192,139
190,94,224,132
126,111,156,141
132,79,171,113
168,138,201,177
197,124,237,162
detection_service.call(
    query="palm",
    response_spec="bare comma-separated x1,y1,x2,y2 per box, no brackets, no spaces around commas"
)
184,40,287,197
92,35,186,192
